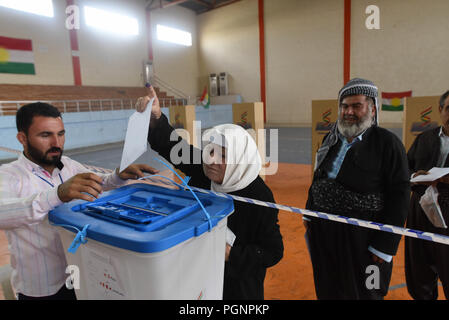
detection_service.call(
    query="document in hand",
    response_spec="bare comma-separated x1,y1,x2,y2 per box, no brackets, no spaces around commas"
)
410,167,449,183
119,98,155,173
419,185,448,229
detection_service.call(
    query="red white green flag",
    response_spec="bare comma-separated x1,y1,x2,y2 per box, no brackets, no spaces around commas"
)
0,36,35,75
381,91,412,111
199,86,210,109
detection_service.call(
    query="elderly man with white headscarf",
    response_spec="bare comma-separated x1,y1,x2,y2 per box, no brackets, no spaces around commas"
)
137,87,283,300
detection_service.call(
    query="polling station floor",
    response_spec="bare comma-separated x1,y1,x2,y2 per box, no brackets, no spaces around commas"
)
0,127,446,299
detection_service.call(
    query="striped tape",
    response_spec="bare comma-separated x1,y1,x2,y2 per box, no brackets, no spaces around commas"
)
139,175,449,246
1,146,448,246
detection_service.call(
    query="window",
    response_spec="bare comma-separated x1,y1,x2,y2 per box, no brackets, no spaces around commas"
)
0,0,54,17
157,24,192,47
84,6,138,36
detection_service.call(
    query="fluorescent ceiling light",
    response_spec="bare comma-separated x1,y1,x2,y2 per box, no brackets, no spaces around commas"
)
0,0,54,17
157,24,192,47
84,6,139,36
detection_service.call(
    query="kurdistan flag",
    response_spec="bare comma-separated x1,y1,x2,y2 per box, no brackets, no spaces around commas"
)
0,36,35,75
381,91,412,111
200,86,210,109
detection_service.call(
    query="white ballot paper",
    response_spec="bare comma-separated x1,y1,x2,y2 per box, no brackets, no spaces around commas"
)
119,98,154,173
419,185,448,229
410,167,449,183
226,227,236,247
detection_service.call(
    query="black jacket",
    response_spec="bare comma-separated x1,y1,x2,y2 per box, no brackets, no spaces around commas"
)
408,127,449,195
308,125,410,256
147,114,284,300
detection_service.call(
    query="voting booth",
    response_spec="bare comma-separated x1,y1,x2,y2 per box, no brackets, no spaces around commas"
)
403,96,441,152
311,99,339,171
169,105,198,148
232,102,266,176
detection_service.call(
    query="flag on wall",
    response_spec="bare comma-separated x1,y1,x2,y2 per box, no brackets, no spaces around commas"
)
200,86,210,109
0,36,35,75
381,91,412,111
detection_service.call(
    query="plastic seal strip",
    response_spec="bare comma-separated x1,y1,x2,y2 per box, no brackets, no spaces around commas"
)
143,158,213,231
50,222,90,254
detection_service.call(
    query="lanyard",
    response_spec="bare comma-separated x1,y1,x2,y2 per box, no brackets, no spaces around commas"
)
33,170,64,188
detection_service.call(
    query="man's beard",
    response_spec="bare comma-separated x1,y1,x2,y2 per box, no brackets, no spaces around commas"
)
26,140,63,167
337,111,374,139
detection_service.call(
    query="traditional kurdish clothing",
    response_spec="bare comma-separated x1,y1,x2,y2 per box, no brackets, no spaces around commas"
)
406,126,449,299
148,114,283,299
305,78,410,299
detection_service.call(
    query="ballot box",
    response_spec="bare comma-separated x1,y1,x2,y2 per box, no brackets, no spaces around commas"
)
49,183,234,300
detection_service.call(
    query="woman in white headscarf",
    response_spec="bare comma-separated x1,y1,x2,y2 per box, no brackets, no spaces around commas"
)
139,87,283,300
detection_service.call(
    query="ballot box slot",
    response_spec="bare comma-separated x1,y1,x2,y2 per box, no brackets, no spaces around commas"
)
75,190,205,231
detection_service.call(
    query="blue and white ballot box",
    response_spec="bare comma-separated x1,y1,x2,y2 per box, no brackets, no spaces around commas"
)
49,183,234,300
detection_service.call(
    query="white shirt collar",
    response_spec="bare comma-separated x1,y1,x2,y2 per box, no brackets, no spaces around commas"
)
439,126,449,138
338,130,364,144
18,153,63,177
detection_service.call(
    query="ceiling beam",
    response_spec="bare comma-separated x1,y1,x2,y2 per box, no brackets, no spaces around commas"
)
198,0,241,14
146,0,191,11
192,0,214,8
163,0,191,9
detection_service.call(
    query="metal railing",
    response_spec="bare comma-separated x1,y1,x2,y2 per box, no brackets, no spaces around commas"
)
0,99,138,115
0,75,193,115
0,96,188,115
152,75,190,105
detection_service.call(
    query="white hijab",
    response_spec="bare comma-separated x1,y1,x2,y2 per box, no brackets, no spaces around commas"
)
202,124,262,193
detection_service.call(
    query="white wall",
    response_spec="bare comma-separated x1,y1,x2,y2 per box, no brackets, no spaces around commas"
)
2,0,449,125
150,5,199,99
0,0,199,95
351,0,449,125
76,0,148,87
197,0,449,126
197,0,260,103
265,0,344,126
0,0,73,85
197,0,344,126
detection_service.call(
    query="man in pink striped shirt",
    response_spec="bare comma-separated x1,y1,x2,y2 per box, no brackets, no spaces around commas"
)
0,102,157,300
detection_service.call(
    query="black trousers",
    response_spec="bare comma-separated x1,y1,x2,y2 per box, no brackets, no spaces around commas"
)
405,193,449,300
306,219,393,300
18,285,77,301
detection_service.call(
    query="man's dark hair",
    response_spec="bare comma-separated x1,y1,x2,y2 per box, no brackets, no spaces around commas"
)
16,102,62,133
440,91,449,109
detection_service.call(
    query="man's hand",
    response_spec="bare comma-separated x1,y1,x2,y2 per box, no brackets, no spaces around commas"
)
438,174,449,185
411,170,433,186
371,253,386,264
57,173,104,202
116,164,159,180
117,164,159,180
412,170,430,178
135,85,162,125
225,244,232,262
303,219,309,229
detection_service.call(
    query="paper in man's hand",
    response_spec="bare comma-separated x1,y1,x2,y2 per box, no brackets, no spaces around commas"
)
119,98,154,173
410,167,449,183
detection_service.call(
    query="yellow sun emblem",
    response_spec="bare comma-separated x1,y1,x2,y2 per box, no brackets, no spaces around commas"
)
0,47,10,63
391,97,402,107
